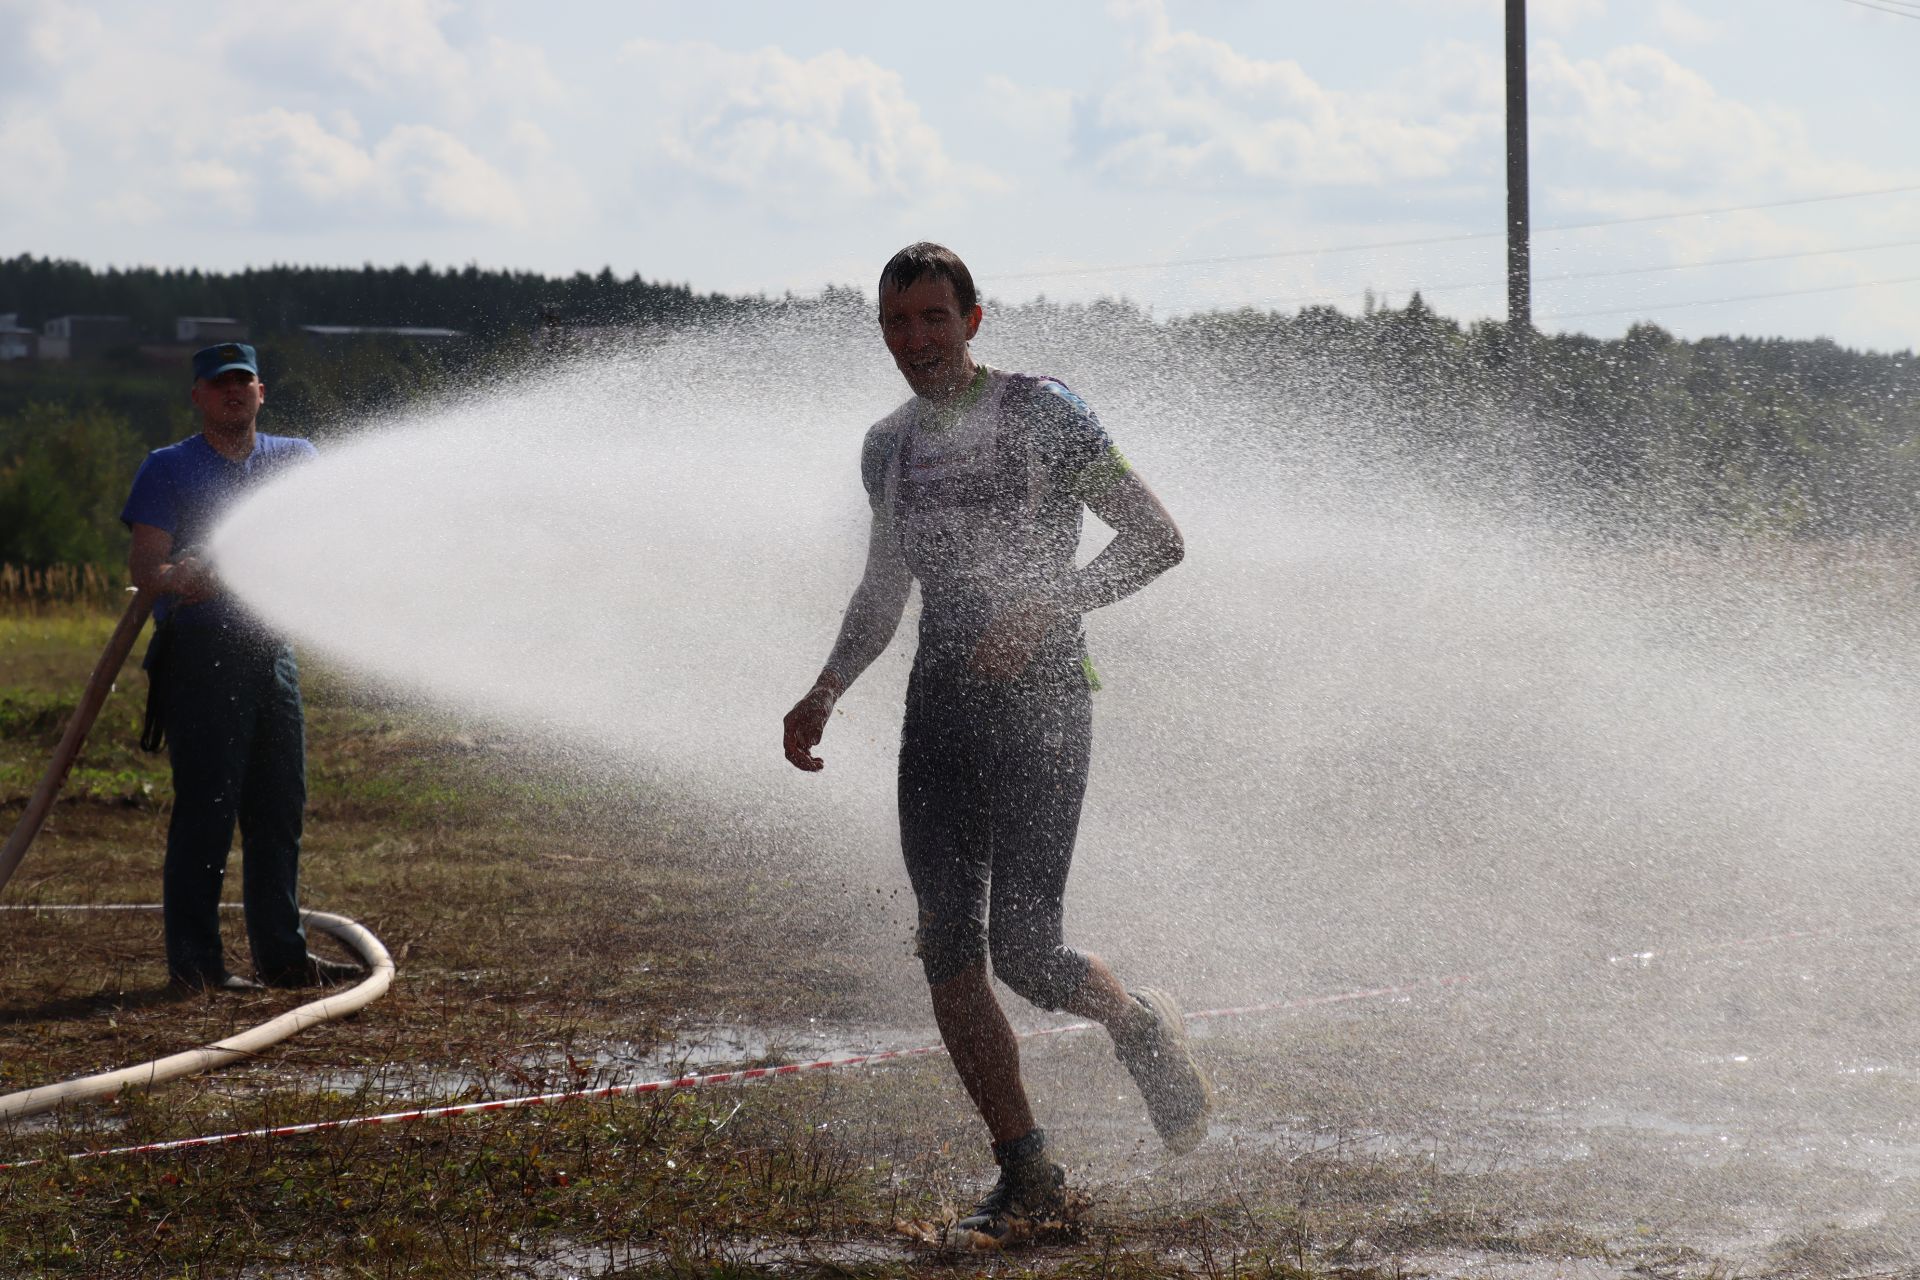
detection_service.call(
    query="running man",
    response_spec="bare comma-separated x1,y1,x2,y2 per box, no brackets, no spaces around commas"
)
782,243,1211,1249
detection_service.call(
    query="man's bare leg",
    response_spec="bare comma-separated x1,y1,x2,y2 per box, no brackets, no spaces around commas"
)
1060,954,1151,1035
1064,955,1213,1154
929,960,1037,1145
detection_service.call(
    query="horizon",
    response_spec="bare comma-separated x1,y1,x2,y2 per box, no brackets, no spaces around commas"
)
7,250,1917,359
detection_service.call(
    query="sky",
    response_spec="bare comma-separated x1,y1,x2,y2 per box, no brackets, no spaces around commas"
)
2,0,1916,351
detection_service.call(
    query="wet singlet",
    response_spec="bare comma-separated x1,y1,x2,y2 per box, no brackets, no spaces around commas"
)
853,366,1132,1007
857,365,1131,660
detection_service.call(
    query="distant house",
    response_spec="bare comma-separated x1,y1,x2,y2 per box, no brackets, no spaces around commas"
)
39,315,132,361
175,316,248,343
0,314,35,361
299,324,464,345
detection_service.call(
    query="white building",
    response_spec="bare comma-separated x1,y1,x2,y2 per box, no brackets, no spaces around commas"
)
40,315,132,360
299,324,464,342
0,314,35,361
175,316,248,343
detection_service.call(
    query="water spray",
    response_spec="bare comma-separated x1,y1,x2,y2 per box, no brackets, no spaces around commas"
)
2,970,1473,1170
1,924,1869,1171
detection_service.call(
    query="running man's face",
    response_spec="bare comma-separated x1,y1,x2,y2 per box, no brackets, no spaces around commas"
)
880,274,982,400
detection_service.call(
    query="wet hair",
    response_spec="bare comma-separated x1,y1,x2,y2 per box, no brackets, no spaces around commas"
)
878,242,977,313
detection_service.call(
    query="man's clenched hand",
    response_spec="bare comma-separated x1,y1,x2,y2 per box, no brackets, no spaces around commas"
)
163,555,219,606
782,679,842,771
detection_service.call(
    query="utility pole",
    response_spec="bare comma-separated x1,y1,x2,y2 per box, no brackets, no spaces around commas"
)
1505,0,1532,344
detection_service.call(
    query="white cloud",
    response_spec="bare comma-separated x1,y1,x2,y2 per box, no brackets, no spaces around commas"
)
0,3,550,236
1534,0,1607,30
23,4,105,66
175,158,254,219
90,189,163,227
93,109,532,230
617,39,1001,215
1074,3,1500,189
482,36,566,105
0,114,69,213
500,120,594,225
375,125,528,226
207,2,565,130
1654,2,1726,44
266,113,527,226
1389,0,1602,33
214,0,474,107
1533,40,1889,204
239,110,381,203
982,73,1074,156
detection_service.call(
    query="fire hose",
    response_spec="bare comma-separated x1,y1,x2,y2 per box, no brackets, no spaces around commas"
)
0,590,393,1122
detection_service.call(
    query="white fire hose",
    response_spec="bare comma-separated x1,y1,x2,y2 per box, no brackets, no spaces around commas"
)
0,590,394,1120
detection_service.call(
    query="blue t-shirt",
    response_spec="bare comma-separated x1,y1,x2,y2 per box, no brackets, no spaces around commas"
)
121,432,317,627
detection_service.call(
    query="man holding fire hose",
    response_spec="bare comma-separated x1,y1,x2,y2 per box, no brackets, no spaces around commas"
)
122,342,363,994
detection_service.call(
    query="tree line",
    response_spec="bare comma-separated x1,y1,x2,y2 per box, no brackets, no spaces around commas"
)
0,257,1914,573
0,254,736,339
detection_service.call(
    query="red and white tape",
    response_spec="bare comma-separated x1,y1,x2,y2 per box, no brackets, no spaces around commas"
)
0,924,1849,1172
0,973,1480,1170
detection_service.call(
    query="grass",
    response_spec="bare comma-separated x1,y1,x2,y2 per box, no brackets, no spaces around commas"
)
2,605,1911,1277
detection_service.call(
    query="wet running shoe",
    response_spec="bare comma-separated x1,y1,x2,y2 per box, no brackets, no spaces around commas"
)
950,1130,1068,1250
1113,987,1213,1154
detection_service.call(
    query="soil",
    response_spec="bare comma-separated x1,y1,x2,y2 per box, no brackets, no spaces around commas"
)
5,614,1920,1277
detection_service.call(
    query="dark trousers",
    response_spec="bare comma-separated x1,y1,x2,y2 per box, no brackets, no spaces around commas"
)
898,643,1094,1011
160,624,308,982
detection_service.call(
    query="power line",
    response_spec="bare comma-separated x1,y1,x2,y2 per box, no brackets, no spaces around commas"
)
1542,185,1920,232
1305,236,1920,306
1245,239,1920,315
1537,236,1920,283
1540,274,1920,321
981,183,1920,283
985,231,1492,282
1837,0,1920,18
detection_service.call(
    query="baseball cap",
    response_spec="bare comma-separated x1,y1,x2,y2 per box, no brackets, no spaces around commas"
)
192,342,259,381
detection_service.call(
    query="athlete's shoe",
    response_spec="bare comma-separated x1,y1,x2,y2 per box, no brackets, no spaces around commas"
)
950,1130,1069,1251
1112,987,1213,1154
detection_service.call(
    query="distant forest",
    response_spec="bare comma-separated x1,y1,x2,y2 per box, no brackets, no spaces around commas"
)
0,253,736,338
0,254,1915,570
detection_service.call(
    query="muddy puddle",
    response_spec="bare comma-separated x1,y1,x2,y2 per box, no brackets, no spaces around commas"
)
304,1017,944,1104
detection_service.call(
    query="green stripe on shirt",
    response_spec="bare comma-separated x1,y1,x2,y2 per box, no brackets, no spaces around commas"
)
1071,446,1132,500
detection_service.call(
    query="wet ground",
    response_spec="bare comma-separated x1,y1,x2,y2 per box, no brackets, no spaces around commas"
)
276,923,1920,1276
11,601,1920,1275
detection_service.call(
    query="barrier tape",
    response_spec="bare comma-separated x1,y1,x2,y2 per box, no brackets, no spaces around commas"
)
0,973,1477,1171
0,922,1846,1172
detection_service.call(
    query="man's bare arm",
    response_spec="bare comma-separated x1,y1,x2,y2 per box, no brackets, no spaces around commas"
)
969,470,1183,681
1057,468,1184,615
783,510,912,771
